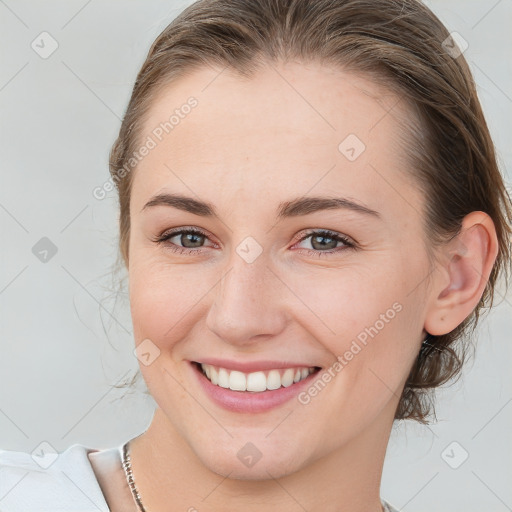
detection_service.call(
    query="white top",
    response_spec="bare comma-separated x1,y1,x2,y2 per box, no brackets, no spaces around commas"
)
0,443,401,511
0,443,113,511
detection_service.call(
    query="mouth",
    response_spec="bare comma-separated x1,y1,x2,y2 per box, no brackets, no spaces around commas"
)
192,361,322,393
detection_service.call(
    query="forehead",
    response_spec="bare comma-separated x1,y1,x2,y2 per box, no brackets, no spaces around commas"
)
131,61,420,217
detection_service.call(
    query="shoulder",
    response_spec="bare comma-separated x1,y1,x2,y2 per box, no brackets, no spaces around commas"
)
0,443,112,512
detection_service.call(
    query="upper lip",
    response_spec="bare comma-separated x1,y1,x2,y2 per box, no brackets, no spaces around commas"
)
192,358,321,373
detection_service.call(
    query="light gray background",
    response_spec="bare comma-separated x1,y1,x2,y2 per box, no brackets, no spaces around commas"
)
1,1,511,511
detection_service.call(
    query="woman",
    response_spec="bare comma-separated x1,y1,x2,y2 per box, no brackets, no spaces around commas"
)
1,0,510,510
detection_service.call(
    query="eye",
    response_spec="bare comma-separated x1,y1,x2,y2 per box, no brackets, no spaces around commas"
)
151,227,216,255
152,227,356,257
292,229,355,257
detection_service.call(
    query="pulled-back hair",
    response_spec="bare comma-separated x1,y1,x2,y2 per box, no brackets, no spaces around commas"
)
109,0,512,423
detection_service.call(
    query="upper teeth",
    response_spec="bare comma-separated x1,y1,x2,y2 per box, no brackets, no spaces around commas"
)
200,364,316,392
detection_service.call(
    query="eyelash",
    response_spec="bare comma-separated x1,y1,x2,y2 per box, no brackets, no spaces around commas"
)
151,227,356,258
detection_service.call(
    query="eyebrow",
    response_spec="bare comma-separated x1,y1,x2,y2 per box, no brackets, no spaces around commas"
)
141,193,381,220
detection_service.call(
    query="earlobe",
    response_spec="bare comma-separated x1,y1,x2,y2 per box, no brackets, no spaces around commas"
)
424,211,499,336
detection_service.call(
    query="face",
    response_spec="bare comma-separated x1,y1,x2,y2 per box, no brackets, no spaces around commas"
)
127,61,431,479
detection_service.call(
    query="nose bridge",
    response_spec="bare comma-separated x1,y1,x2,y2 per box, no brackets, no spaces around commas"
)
205,246,287,344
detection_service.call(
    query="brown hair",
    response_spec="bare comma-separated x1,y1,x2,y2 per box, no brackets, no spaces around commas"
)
109,0,512,423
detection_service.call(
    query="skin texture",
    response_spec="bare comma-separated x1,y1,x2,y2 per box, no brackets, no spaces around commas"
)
123,61,498,512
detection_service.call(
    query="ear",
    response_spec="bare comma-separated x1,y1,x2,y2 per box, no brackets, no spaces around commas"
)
424,211,499,336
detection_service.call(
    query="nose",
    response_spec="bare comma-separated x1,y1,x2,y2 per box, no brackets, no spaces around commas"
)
205,253,288,346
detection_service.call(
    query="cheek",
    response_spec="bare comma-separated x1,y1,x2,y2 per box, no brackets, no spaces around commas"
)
287,263,408,339
289,262,423,395
128,258,206,347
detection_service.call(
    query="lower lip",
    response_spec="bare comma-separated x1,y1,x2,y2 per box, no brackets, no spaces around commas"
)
190,362,321,413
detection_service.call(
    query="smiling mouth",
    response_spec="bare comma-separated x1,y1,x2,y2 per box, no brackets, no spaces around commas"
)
192,362,321,393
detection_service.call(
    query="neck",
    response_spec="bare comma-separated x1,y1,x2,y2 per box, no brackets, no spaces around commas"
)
128,406,394,512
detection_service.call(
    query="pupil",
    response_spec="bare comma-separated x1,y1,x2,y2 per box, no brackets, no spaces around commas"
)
312,235,336,250
183,233,203,248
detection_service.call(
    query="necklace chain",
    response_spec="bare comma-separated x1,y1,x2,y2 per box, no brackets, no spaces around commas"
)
121,441,148,512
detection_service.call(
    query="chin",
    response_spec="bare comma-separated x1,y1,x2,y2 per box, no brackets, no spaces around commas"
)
199,449,304,481
187,432,310,481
